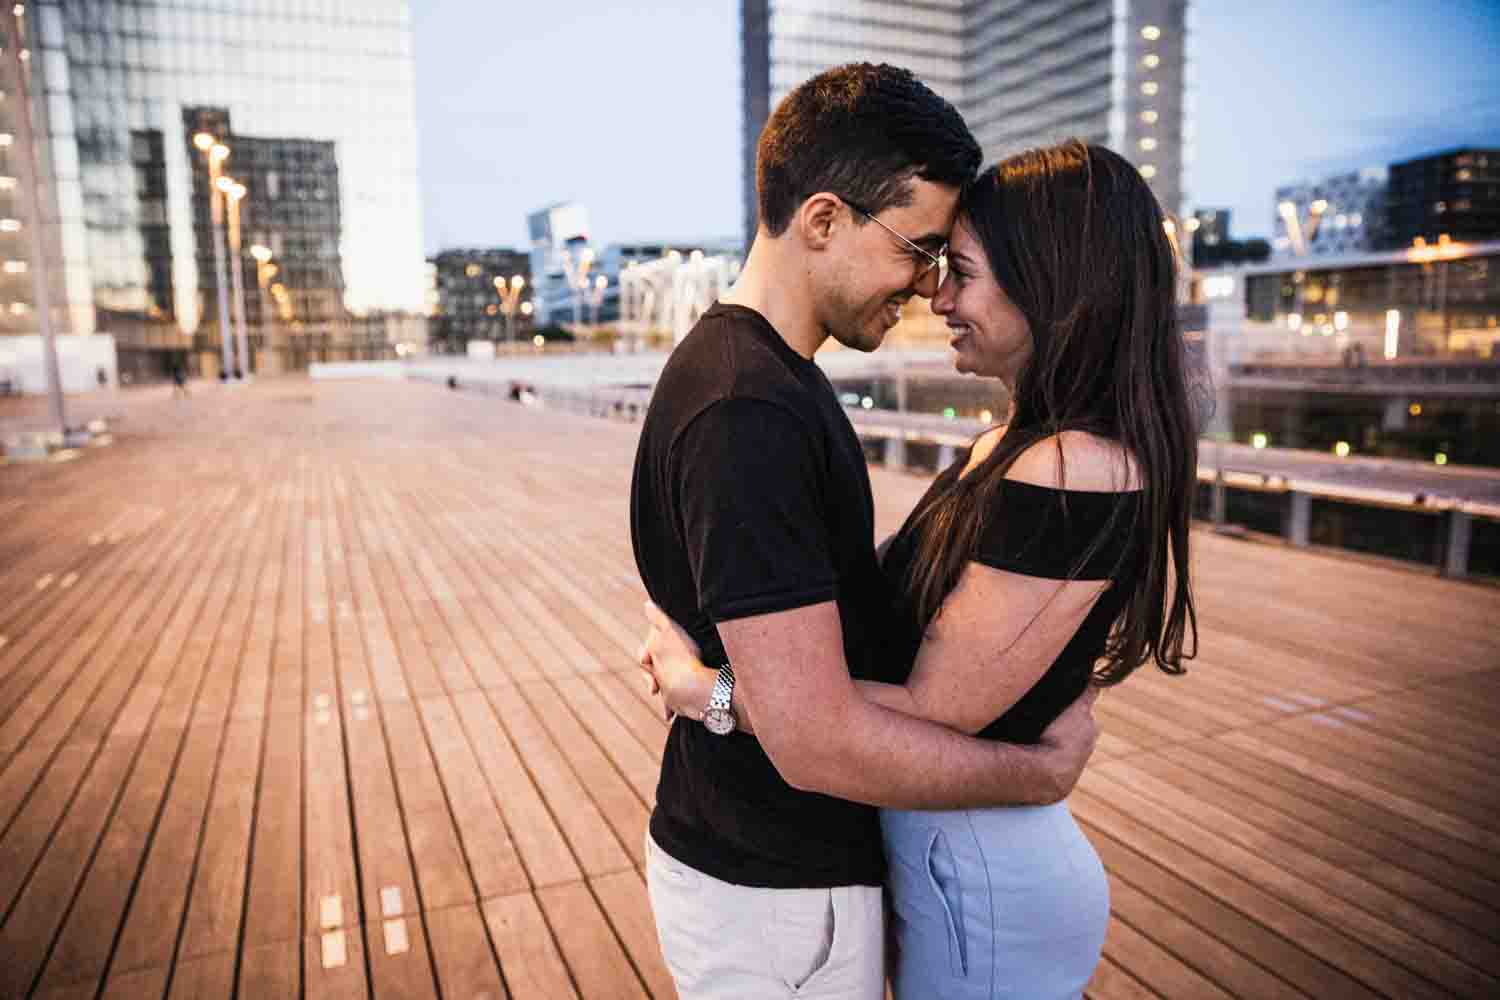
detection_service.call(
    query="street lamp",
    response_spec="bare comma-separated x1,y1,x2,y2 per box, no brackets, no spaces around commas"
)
494,274,526,346
217,176,250,379
194,132,234,380
250,243,281,369
559,247,595,326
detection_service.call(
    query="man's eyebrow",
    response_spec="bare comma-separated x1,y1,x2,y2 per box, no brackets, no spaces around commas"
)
912,233,947,251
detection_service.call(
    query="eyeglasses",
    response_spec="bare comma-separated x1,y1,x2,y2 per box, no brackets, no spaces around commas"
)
842,197,947,285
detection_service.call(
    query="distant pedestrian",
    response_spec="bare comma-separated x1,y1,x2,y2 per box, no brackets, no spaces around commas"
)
171,364,189,399
96,366,108,389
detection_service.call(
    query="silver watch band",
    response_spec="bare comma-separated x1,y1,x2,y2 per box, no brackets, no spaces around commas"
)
708,663,735,713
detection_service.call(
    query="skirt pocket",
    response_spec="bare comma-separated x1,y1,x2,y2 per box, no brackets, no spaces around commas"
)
925,827,968,978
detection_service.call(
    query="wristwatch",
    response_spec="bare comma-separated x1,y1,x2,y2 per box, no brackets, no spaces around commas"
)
702,663,737,735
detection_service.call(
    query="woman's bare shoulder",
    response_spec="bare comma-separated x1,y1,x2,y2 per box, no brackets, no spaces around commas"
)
1006,431,1142,492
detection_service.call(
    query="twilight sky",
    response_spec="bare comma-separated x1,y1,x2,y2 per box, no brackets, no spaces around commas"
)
411,1,1500,253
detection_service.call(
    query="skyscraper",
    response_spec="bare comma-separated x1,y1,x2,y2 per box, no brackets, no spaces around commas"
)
739,0,1191,246
1,1,425,379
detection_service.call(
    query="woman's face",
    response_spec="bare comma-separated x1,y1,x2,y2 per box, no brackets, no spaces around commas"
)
931,219,1033,386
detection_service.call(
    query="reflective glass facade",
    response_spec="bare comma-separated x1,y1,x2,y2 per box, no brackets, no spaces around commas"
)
740,0,1190,247
12,0,424,377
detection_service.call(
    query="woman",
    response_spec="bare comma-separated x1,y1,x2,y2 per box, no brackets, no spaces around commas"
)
641,140,1199,999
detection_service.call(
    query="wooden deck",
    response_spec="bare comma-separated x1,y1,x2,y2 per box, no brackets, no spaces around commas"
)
1,378,1496,999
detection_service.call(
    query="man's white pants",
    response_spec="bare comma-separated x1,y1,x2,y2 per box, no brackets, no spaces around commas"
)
646,833,885,999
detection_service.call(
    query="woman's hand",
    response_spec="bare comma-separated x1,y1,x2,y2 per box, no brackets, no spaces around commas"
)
639,601,719,722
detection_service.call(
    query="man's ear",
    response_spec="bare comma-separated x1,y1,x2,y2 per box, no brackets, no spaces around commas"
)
794,192,844,252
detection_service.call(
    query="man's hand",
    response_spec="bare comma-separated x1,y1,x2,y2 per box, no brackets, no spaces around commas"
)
639,602,714,723
1032,686,1100,802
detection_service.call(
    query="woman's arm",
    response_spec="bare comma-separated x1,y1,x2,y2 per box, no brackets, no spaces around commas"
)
642,432,1134,737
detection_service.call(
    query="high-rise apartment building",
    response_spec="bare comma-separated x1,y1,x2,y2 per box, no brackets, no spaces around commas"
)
740,0,1190,247
1,1,425,379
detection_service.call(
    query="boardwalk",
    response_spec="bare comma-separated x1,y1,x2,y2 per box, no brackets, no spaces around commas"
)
1,378,1497,999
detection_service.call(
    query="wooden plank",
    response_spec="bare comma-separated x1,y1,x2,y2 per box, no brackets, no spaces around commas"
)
99,965,170,1000
521,680,650,870
452,689,581,889
1098,912,1235,1000
554,676,661,809
34,725,184,994
381,701,479,911
424,903,509,999
0,737,137,997
108,723,225,975
238,938,301,998
482,892,579,1000
537,882,649,1000
485,686,633,878
416,695,530,899
1072,779,1452,1000
1083,814,1377,999
1113,750,1496,979
1085,956,1159,1000
241,710,304,948
1140,750,1500,935
165,950,235,999
176,717,263,960
1186,737,1500,894
304,926,372,1000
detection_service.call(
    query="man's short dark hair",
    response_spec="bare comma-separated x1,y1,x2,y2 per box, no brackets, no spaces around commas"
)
756,63,981,237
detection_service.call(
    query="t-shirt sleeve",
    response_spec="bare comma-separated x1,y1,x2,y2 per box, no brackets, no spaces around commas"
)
669,396,837,622
973,483,1138,581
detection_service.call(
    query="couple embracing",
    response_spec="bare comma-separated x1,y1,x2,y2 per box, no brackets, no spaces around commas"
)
630,62,1198,999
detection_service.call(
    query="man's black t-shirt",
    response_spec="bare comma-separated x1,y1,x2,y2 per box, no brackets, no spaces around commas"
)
630,303,891,888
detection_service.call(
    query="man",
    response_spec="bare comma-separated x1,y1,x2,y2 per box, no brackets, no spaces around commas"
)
629,63,1098,999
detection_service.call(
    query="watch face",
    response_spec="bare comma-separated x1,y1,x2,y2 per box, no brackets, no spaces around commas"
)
703,707,735,736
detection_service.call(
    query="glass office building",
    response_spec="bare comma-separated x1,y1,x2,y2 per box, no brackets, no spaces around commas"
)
740,0,1191,247
3,0,424,378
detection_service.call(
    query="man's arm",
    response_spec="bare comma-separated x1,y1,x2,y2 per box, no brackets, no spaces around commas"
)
720,601,1094,809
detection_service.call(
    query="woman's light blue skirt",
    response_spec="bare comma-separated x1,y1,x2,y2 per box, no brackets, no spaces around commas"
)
881,801,1109,1000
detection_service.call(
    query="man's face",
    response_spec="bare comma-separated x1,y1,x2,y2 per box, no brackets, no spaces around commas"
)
819,179,961,353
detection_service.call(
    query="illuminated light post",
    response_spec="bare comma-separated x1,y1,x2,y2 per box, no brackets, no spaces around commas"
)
250,243,281,368
493,274,525,345
0,3,63,431
194,132,234,379
217,176,250,378
559,247,595,326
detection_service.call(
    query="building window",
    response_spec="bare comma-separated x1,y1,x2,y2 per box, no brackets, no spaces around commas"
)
1141,25,1161,40
1141,81,1158,96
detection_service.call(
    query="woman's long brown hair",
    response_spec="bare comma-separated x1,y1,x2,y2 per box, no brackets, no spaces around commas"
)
902,141,1198,684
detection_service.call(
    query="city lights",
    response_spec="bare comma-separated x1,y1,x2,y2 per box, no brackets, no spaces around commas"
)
1409,403,1423,417
1252,433,1269,449
1384,309,1401,359
1334,441,1351,458
1141,25,1161,40
1435,453,1449,466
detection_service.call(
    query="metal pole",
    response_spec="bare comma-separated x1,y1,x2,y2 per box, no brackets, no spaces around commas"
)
2,9,64,432
226,193,250,377
206,153,233,379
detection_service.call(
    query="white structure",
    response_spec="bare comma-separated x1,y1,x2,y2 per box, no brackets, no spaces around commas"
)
618,250,742,344
740,0,1192,244
0,334,116,394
